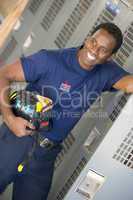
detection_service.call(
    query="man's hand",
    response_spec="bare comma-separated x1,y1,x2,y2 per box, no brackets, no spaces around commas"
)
4,115,35,137
0,59,34,137
113,75,133,93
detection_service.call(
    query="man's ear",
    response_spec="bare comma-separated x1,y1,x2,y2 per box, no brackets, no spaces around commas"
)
84,37,90,46
84,39,88,47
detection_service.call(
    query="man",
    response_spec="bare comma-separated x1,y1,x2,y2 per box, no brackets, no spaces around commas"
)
0,22,133,200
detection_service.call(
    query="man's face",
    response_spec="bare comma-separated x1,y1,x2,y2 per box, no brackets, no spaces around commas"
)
78,28,117,70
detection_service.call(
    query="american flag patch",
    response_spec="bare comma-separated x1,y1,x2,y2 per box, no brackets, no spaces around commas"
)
59,81,71,92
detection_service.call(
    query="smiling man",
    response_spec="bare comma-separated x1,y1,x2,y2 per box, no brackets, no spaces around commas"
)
78,28,117,69
0,22,133,200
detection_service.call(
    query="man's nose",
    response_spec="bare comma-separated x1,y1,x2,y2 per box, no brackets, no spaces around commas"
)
90,46,99,55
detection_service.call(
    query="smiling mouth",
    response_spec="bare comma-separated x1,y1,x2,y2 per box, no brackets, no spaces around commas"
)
87,52,96,61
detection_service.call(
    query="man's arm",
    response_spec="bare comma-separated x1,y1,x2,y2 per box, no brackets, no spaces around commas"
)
0,59,35,137
113,75,133,93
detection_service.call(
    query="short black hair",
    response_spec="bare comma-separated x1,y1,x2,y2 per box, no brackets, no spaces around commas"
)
91,22,123,54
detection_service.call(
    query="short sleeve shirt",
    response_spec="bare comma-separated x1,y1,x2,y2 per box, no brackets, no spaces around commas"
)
20,47,129,142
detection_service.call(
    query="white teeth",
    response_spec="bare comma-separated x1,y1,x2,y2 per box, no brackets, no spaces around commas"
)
87,52,96,61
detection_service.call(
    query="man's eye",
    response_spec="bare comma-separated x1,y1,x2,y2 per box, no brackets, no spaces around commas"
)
100,48,108,54
90,38,96,44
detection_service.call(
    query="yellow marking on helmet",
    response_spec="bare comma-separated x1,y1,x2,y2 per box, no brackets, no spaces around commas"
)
36,102,43,112
9,91,17,100
44,98,50,104
36,95,52,107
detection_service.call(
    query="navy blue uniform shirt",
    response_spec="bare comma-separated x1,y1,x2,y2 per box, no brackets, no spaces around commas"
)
20,47,129,142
